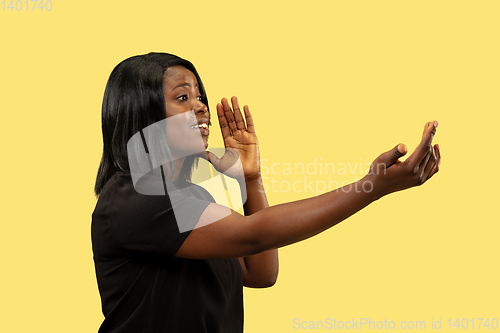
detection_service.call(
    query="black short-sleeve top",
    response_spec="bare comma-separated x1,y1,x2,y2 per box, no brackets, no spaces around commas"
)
91,171,243,333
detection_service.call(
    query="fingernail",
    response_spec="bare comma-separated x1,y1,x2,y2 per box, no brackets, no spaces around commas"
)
433,121,438,128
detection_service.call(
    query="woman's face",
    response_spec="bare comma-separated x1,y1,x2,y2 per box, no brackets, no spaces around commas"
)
162,65,210,155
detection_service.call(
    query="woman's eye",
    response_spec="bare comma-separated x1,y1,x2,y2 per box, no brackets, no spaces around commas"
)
197,96,203,101
176,95,188,101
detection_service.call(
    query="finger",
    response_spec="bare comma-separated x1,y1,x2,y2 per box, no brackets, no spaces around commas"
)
231,96,246,131
221,97,238,133
407,121,438,166
243,105,255,133
197,151,222,170
216,103,231,139
196,150,210,162
371,143,407,174
427,144,441,179
417,146,432,174
420,144,436,181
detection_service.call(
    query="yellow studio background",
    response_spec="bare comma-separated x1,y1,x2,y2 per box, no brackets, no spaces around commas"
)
1,0,498,332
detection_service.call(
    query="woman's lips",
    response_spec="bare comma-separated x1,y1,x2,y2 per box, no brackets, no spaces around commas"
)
190,123,210,136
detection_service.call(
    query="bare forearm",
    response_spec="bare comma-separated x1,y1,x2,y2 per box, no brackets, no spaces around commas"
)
240,176,279,287
242,175,270,214
248,176,380,252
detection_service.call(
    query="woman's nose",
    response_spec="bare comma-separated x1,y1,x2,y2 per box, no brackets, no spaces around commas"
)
193,100,209,115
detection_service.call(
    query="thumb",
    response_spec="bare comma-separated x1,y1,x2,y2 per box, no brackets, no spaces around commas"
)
372,143,407,172
197,151,222,170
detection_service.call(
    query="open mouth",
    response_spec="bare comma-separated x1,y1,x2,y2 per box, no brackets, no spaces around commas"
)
190,123,209,130
190,120,210,136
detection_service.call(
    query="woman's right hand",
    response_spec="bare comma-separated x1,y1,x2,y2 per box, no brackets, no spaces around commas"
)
364,121,441,199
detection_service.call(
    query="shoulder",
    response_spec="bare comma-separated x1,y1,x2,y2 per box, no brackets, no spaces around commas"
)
179,181,217,203
94,172,174,225
92,171,207,256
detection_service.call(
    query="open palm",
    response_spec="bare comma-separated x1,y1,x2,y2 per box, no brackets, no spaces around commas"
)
203,97,261,181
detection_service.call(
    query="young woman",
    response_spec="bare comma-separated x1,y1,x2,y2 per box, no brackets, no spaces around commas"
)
92,52,440,332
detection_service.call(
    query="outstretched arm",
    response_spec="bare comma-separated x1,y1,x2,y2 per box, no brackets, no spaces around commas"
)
186,107,440,264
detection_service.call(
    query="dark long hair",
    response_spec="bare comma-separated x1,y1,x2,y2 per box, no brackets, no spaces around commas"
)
94,52,209,196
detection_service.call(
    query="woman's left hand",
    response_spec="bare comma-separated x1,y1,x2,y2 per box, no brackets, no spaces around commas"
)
203,96,261,181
